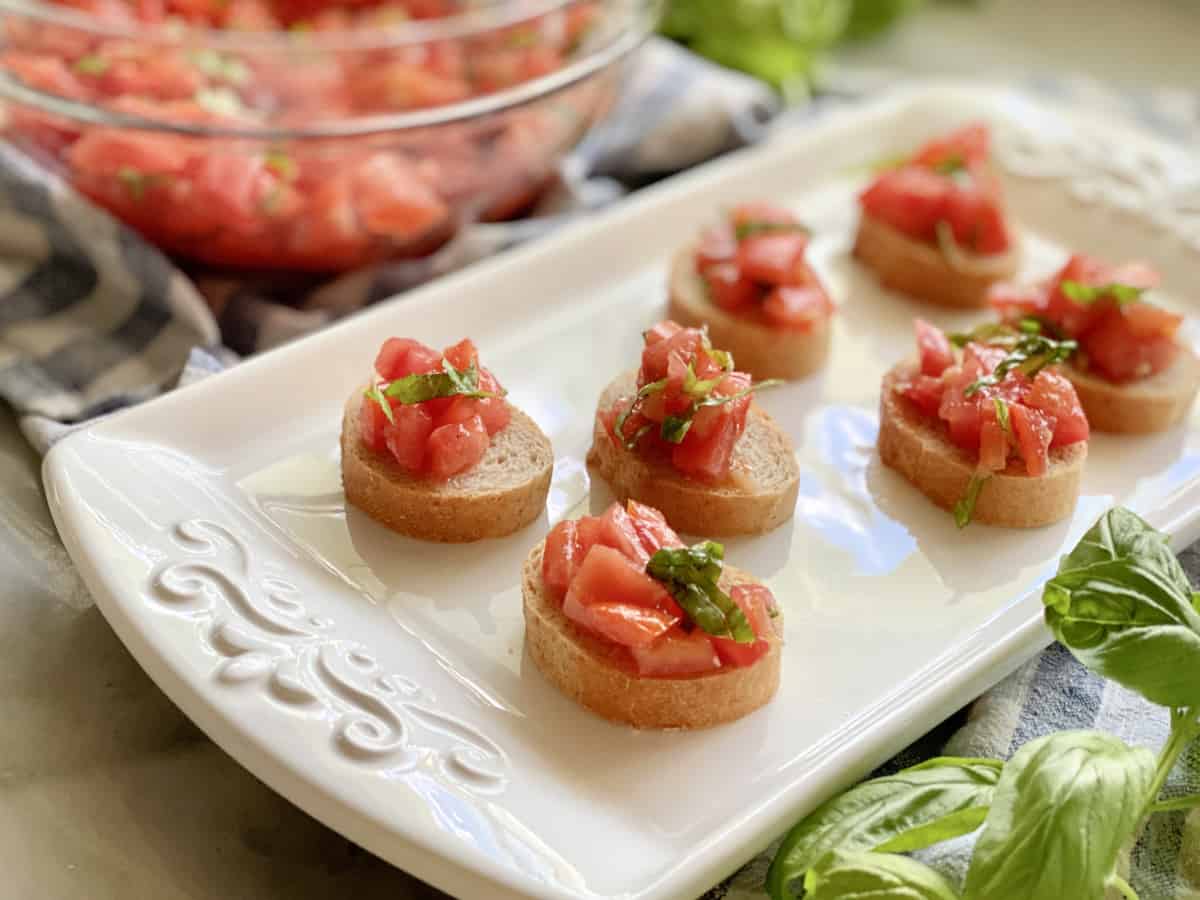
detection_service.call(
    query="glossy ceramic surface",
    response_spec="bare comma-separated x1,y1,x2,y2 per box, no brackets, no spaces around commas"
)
44,85,1200,900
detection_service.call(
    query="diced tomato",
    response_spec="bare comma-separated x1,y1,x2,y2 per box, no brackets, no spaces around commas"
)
352,154,448,239
359,394,390,454
860,167,948,243
1122,302,1182,340
626,500,684,555
914,319,955,377
641,326,705,384
427,415,489,480
574,602,680,648
762,283,831,330
910,122,990,170
597,503,651,567
978,405,1009,471
1045,253,1116,336
564,544,675,612
543,520,581,597
710,582,776,667
900,374,945,417
695,226,737,274
1084,310,1179,383
375,337,442,381
1025,370,1089,446
963,342,1006,377
989,281,1045,321
1008,403,1053,477
644,320,683,346
630,628,721,677
942,180,1010,254
67,129,189,180
442,338,479,372
441,394,511,435
382,403,435,473
730,202,797,232
672,413,739,482
736,232,809,286
703,263,760,312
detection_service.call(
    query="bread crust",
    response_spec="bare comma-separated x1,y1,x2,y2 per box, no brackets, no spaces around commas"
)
1066,347,1200,434
878,363,1086,528
522,543,781,729
587,372,799,536
341,391,553,542
666,245,832,381
853,213,1019,309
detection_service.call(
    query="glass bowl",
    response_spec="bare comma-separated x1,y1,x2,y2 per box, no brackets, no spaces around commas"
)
0,0,660,271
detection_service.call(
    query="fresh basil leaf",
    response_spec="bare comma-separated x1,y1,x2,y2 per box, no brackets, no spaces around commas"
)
767,757,1002,900
953,473,990,529
705,346,735,372
962,730,1155,900
804,851,961,900
734,220,811,241
646,542,753,642
682,362,724,401
1018,317,1043,335
381,360,496,406
660,415,692,444
1043,507,1200,708
947,323,1019,349
1060,279,1146,306
363,383,396,425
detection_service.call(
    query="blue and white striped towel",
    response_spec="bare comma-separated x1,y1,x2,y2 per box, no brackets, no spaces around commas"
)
4,42,1200,897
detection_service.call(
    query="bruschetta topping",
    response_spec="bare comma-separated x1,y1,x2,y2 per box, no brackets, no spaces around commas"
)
990,253,1181,383
542,500,779,675
692,203,834,329
360,337,512,480
860,123,1012,257
602,321,778,482
896,319,1088,525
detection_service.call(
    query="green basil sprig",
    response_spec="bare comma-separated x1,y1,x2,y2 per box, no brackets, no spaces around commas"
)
364,359,500,425
963,333,1077,398
645,542,753,643
767,508,1200,900
1061,280,1146,306
660,378,781,445
767,758,1002,899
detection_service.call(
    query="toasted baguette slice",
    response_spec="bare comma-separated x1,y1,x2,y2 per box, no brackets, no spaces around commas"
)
587,372,799,536
878,363,1086,528
666,245,832,381
1066,347,1200,434
522,543,781,729
853,213,1019,309
341,391,553,542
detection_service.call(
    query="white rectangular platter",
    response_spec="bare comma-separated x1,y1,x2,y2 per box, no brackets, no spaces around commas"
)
44,85,1200,900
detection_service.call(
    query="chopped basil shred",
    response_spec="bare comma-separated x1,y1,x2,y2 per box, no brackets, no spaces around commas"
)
659,379,782,445
953,472,990,529
364,359,501,418
117,167,151,201
963,333,1077,398
931,153,967,175
645,542,754,643
73,54,109,75
1019,317,1043,335
263,149,297,181
733,220,811,242
993,397,1011,436
947,322,1020,349
1060,279,1146,306
614,378,667,451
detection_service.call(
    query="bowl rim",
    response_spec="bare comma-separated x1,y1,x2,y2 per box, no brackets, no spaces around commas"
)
0,0,600,52
0,0,660,139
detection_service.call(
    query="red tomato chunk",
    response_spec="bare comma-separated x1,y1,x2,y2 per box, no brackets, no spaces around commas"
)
360,337,510,481
541,502,778,675
895,320,1088,477
859,123,1012,255
989,253,1179,383
693,203,834,331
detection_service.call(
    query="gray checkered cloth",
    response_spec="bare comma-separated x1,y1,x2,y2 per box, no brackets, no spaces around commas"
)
4,39,1200,898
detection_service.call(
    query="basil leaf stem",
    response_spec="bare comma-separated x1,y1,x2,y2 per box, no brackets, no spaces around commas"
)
953,472,990,529
645,542,753,642
993,397,1011,436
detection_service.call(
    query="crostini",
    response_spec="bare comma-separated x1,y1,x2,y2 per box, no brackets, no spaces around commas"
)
341,337,553,542
990,253,1200,433
854,123,1019,308
667,202,834,380
523,500,782,729
588,320,799,536
879,319,1088,528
